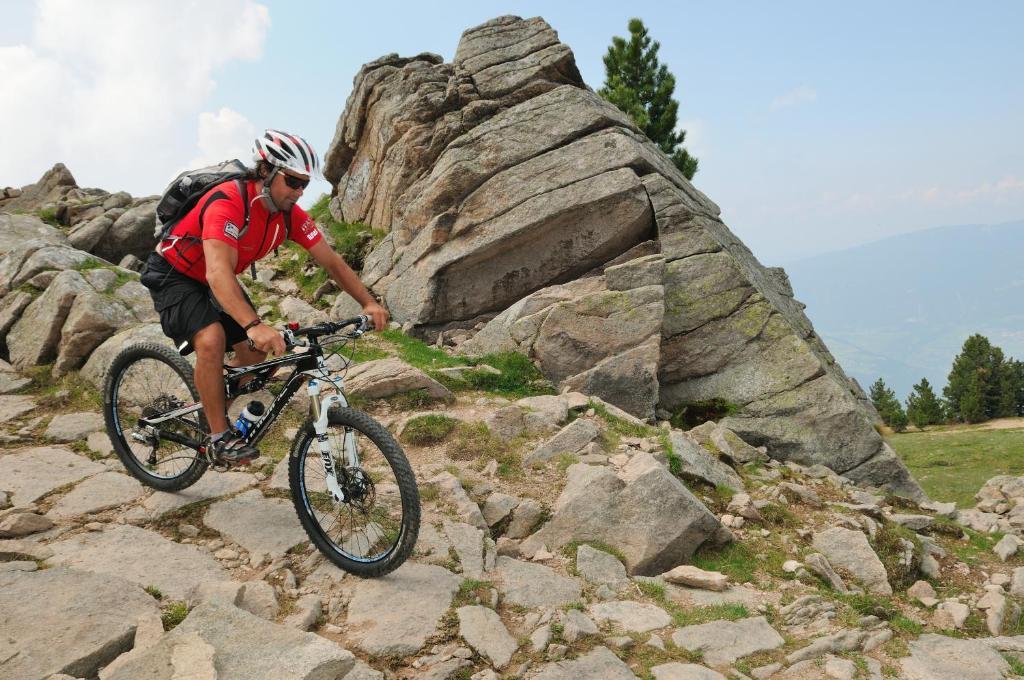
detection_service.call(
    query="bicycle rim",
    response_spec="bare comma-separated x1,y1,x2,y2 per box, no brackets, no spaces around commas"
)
291,409,419,575
108,346,206,483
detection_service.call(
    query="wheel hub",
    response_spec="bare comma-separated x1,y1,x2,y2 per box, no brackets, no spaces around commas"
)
342,467,376,512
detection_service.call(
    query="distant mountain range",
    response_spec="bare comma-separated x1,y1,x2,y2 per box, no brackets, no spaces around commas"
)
783,220,1024,400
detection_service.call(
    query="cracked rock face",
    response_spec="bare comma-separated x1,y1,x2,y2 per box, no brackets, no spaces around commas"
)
324,15,923,498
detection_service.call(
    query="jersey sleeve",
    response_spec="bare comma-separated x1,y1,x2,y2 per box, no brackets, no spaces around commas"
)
288,206,324,250
199,188,246,250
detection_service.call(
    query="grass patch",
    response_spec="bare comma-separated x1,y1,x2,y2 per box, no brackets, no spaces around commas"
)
453,352,555,398
635,579,667,601
562,540,629,566
401,414,458,446
1004,653,1024,675
690,542,757,583
448,421,506,462
659,431,684,476
758,503,798,528
144,585,163,600
307,194,386,272
590,400,654,438
890,425,1024,507
21,365,103,411
381,389,444,410
834,592,898,620
671,603,749,627
891,614,923,635
872,520,922,590
638,579,750,628
160,601,190,630
669,398,740,429
35,207,62,227
701,484,736,514
555,452,579,472
453,578,493,607
378,328,466,370
952,527,1004,564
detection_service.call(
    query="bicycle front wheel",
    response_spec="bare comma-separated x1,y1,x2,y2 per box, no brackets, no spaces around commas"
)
289,407,419,577
103,342,208,491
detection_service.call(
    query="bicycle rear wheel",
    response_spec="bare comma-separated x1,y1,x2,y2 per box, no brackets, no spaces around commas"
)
289,407,419,577
103,342,208,491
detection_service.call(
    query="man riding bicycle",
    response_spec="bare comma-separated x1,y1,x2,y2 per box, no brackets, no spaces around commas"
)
140,129,388,465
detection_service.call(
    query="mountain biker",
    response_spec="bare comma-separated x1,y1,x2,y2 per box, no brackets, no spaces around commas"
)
139,129,388,465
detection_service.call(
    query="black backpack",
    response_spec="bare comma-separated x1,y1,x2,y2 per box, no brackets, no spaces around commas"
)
153,159,250,242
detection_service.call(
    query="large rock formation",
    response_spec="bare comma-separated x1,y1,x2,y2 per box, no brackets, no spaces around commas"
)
1,164,158,263
323,15,922,498
0,234,156,375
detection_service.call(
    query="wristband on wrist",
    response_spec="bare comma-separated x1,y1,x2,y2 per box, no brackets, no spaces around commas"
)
243,318,262,332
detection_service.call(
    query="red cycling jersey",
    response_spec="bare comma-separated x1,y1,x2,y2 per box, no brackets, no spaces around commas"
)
158,179,323,285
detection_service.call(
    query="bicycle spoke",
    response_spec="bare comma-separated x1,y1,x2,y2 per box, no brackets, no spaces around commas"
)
109,351,204,481
297,418,408,563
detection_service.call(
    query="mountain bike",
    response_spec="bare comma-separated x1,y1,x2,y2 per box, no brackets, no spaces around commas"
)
102,316,419,578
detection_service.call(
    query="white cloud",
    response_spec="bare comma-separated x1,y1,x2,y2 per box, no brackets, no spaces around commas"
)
189,108,258,169
770,86,818,111
0,0,269,194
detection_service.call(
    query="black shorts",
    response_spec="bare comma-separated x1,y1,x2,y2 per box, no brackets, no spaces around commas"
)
140,252,252,355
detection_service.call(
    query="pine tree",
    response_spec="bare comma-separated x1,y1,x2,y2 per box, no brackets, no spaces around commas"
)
996,354,1019,418
960,373,986,423
943,334,1018,422
905,377,944,429
1012,360,1024,416
599,18,699,179
869,377,908,432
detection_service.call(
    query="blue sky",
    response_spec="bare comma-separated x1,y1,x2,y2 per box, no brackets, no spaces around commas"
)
2,1,1021,262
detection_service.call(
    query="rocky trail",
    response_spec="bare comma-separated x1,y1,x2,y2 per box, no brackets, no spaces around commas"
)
4,335,1024,680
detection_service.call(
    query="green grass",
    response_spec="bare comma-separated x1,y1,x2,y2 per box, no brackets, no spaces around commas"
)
307,194,386,272
401,414,458,446
889,426,1024,507
671,603,749,627
952,527,1004,564
377,328,466,370
73,257,139,290
562,540,629,565
160,601,190,630
22,365,103,411
448,421,508,462
634,578,749,627
589,401,655,438
691,542,757,583
454,578,493,607
872,520,922,591
35,207,61,227
1003,654,1024,675
757,503,798,528
460,352,555,398
669,398,741,429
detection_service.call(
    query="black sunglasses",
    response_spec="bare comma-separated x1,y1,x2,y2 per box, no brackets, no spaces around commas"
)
281,173,310,190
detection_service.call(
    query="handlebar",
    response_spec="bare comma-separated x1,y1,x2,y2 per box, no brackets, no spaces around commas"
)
282,315,371,350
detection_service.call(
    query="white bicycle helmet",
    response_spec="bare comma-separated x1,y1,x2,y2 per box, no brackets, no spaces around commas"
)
252,129,321,178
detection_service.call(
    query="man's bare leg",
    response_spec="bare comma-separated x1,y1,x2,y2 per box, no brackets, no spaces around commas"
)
193,322,229,435
224,340,268,412
228,340,267,370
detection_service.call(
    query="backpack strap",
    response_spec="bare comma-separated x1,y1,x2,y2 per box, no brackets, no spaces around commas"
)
274,209,291,258
235,179,251,237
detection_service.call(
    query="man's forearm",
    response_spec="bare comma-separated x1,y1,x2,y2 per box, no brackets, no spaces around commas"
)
326,257,375,307
208,272,259,326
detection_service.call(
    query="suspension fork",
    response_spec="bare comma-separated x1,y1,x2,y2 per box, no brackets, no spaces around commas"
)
307,378,358,502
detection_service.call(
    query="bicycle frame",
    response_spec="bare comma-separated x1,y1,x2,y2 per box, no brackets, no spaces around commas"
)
136,338,360,502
